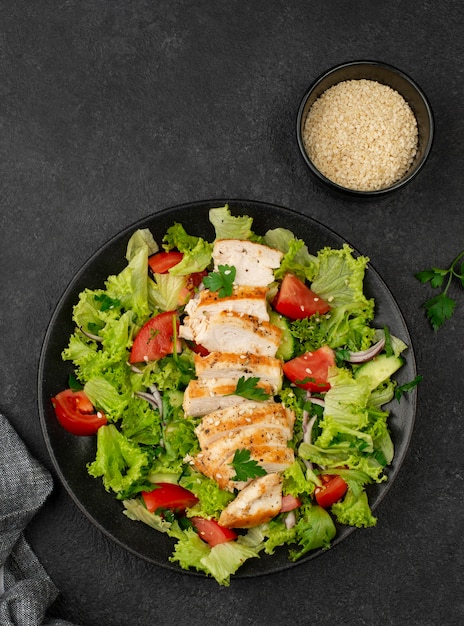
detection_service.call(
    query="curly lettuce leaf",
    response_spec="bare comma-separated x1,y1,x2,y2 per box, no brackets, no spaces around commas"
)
282,460,314,498
311,244,372,308
289,503,337,561
87,424,151,498
331,489,377,528
162,223,212,274
179,472,234,519
170,528,262,586
264,228,317,282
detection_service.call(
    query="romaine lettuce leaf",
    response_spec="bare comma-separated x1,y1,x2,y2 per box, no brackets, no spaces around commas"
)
125,228,159,262
105,246,150,322
289,503,337,561
209,204,257,241
147,273,187,312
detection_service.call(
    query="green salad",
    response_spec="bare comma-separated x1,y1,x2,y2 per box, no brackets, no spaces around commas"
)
54,205,412,585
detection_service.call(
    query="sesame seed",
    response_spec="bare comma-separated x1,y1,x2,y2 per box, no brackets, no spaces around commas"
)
302,79,418,191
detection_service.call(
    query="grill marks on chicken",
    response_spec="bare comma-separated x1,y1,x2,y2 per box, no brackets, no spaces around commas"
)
179,239,295,527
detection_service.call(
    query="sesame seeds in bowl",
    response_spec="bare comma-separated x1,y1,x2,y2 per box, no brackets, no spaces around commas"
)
296,61,434,197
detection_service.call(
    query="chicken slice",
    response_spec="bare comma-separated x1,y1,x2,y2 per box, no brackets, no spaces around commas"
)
193,443,294,491
182,378,273,418
218,473,283,528
199,423,289,456
180,311,282,356
184,286,270,323
195,402,295,448
194,352,283,394
213,239,283,287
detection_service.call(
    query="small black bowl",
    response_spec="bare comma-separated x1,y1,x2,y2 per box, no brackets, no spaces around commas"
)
296,60,434,198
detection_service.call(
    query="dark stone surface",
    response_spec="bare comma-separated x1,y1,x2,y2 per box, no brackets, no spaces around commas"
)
1,1,463,624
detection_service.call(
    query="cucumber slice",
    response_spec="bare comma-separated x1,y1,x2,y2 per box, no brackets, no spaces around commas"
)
354,353,404,391
270,311,295,361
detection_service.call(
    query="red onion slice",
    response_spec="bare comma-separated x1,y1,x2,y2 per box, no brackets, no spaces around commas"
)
347,337,385,363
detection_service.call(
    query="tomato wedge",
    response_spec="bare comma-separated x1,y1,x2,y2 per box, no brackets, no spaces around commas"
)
52,389,107,436
280,494,302,513
129,311,181,363
274,273,331,319
314,475,348,508
191,517,238,547
177,269,209,306
142,483,199,513
283,346,335,392
148,250,183,274
185,340,210,356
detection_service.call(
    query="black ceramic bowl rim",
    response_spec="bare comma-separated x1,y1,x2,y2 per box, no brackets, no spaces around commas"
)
296,60,434,197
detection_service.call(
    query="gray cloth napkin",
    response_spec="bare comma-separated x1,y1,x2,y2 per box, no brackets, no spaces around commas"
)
0,413,78,626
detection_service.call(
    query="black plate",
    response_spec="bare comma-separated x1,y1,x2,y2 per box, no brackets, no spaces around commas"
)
38,199,417,578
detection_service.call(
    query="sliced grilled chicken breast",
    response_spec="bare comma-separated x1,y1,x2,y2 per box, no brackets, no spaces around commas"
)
218,473,283,528
184,286,270,323
193,442,294,491
195,402,295,448
183,378,273,418
212,239,283,287
180,311,282,356
193,352,283,394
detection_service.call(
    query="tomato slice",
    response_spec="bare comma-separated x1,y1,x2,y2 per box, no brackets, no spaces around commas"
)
185,340,210,356
129,311,181,363
177,270,209,306
314,475,348,508
280,494,302,513
142,483,199,513
52,389,107,436
191,517,238,547
148,250,183,274
274,273,331,319
283,346,335,392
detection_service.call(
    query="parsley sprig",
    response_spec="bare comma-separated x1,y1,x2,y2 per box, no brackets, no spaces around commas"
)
203,264,236,297
231,376,271,401
415,249,464,330
230,449,267,481
394,375,423,401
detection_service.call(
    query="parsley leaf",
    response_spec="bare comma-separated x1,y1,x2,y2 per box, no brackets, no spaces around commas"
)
383,325,394,357
424,293,456,331
335,348,351,366
231,376,271,401
395,374,423,401
203,264,236,297
415,249,464,330
94,293,121,311
68,372,83,391
230,449,267,481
